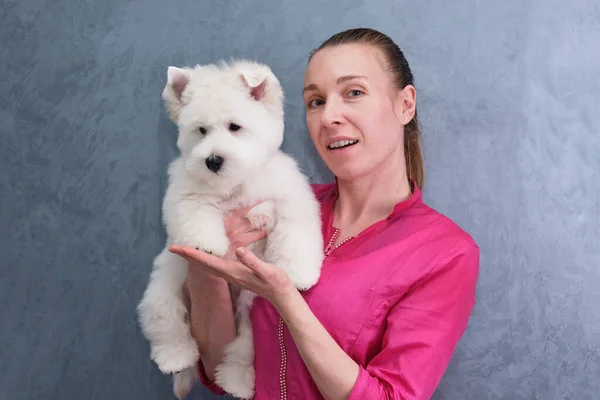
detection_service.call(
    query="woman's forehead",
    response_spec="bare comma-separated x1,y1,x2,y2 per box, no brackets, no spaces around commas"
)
304,44,388,85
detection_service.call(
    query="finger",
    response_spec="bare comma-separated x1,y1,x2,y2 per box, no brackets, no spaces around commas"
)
169,245,231,272
229,200,265,218
169,245,219,270
169,245,184,256
234,247,269,278
178,246,231,269
175,246,256,283
225,214,266,239
224,209,260,234
240,229,268,245
241,216,262,232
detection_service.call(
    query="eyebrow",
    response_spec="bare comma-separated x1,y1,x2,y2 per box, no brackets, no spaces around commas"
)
302,75,367,94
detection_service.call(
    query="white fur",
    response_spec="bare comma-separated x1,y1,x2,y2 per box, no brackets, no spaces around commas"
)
137,59,324,399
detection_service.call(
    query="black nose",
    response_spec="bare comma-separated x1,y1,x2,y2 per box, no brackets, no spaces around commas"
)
205,155,224,173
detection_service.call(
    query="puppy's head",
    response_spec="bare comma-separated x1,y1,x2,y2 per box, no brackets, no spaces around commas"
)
162,59,285,183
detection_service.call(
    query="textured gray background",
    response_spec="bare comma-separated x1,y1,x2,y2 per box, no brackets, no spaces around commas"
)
1,0,599,399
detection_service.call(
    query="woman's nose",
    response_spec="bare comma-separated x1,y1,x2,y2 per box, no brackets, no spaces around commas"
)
321,97,343,127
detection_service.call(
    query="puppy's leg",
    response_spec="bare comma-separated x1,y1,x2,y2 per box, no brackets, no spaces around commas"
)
214,289,257,400
264,200,324,290
245,200,276,231
166,201,230,257
137,248,199,374
172,366,198,399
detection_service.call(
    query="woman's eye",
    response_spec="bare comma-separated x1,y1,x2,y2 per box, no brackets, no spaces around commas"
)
199,127,207,134
348,90,363,97
229,123,241,132
308,99,325,108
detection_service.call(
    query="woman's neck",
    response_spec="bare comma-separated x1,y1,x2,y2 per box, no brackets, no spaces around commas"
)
333,164,412,235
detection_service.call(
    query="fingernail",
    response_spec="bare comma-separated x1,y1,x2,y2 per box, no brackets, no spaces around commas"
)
171,247,184,256
235,247,246,257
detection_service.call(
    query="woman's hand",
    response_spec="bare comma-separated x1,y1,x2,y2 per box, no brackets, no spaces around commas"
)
170,245,295,307
221,203,269,260
175,204,361,400
174,236,361,400
179,202,271,381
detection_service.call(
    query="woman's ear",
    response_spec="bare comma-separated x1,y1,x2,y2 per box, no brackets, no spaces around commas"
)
394,85,417,125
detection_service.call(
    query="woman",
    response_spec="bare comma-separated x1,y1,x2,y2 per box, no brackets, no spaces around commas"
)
170,28,480,400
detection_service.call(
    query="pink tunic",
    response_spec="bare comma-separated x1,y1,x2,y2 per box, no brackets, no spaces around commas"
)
198,182,480,399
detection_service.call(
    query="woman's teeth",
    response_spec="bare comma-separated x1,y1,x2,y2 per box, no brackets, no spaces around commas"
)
328,140,358,149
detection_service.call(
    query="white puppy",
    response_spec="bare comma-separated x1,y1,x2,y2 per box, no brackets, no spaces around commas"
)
137,59,324,399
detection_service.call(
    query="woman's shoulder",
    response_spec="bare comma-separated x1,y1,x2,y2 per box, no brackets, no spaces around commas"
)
401,199,480,276
379,185,477,250
415,201,477,247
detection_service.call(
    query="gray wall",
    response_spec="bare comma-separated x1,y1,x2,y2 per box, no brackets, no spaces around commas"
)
1,0,598,399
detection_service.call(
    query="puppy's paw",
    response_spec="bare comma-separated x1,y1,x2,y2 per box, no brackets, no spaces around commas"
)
215,362,255,400
151,340,199,375
246,201,276,231
174,233,229,257
173,367,198,399
246,213,271,231
283,261,321,291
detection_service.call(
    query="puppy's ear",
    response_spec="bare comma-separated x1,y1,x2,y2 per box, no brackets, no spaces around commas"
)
240,73,267,101
234,61,283,113
162,66,190,122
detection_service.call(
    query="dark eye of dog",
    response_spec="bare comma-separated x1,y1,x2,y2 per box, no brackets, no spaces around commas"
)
229,123,241,132
199,127,207,134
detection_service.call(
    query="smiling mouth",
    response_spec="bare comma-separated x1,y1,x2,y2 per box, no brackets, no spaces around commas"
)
328,140,358,150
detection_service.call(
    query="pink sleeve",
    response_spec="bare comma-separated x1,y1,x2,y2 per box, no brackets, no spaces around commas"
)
348,244,480,400
197,360,227,395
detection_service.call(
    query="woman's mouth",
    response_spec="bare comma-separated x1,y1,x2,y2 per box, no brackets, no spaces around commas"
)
327,140,358,150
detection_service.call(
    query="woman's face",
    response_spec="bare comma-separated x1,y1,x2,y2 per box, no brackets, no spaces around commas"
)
303,43,416,182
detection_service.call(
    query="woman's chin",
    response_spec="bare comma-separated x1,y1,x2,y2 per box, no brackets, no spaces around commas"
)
331,166,368,183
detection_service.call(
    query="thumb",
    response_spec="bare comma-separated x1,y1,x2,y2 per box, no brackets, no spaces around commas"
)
235,247,267,275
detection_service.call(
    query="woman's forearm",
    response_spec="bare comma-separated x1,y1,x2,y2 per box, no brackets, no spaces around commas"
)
274,288,360,400
186,269,237,381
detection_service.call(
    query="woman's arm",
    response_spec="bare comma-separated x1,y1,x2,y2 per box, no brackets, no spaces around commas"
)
276,244,479,400
182,202,268,392
176,245,359,399
184,267,236,384
274,286,361,400
172,243,479,400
